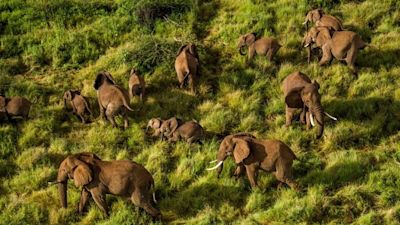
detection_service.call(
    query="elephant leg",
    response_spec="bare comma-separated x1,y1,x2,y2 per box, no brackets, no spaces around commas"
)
168,132,179,142
285,106,295,127
233,164,245,180
346,45,358,75
78,188,91,214
274,159,298,190
300,109,306,124
105,108,117,128
319,44,332,66
79,113,86,124
189,74,195,93
91,189,109,217
123,109,129,130
245,164,258,188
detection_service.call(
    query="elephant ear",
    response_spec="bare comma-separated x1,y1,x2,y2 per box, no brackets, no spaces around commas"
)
312,9,322,21
245,33,256,46
285,87,304,108
154,118,162,128
189,44,199,59
312,80,320,90
169,117,180,134
65,90,73,101
73,90,81,96
232,137,251,164
72,159,93,187
176,45,187,56
94,73,104,90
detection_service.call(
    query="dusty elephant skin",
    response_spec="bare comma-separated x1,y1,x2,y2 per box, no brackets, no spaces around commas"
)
237,33,281,63
303,9,343,31
282,71,337,139
56,152,161,219
207,133,298,190
175,43,199,93
63,90,92,124
165,120,204,144
159,117,183,140
94,71,134,129
146,117,164,138
303,27,368,74
0,95,32,121
128,68,145,102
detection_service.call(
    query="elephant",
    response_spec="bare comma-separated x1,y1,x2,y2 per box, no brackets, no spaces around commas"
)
94,71,134,129
175,43,199,93
128,68,145,101
303,9,344,31
303,26,368,74
159,117,183,140
0,95,32,121
55,152,161,218
63,90,92,124
146,118,164,137
164,120,204,144
238,33,281,63
207,133,298,189
282,71,337,139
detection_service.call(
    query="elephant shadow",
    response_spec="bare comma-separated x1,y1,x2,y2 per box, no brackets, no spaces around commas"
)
358,48,400,71
324,97,400,148
160,182,248,218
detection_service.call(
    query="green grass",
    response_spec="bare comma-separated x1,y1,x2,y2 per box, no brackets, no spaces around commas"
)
0,0,400,224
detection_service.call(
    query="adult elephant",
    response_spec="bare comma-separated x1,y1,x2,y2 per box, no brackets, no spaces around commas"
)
55,152,161,219
282,71,337,139
207,133,298,189
175,43,199,93
94,71,133,129
0,95,32,121
303,27,368,74
238,33,281,63
303,9,344,31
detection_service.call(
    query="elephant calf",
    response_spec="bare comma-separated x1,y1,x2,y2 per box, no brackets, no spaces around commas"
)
303,9,343,31
55,153,161,219
238,33,281,63
63,90,92,124
207,133,298,190
0,95,32,121
128,68,145,101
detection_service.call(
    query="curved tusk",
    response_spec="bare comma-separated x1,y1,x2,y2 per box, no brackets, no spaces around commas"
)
209,160,218,164
153,192,157,204
302,21,308,25
310,114,315,127
206,161,223,171
304,43,310,48
324,112,337,121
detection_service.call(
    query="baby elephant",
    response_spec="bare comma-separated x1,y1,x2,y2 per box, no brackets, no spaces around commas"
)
166,120,204,144
207,133,298,190
238,33,281,63
0,95,32,121
63,90,92,124
128,68,145,101
146,118,165,138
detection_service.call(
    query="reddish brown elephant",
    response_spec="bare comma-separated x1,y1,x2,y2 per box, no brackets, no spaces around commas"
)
238,33,281,63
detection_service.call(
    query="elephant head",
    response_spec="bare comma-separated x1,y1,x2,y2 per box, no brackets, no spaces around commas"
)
146,118,163,133
130,68,138,77
207,133,256,176
238,33,256,55
57,153,97,208
176,43,199,60
285,80,325,138
94,71,116,90
303,27,331,48
303,9,325,28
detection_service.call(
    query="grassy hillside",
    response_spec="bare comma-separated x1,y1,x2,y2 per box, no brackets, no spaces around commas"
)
1,0,400,224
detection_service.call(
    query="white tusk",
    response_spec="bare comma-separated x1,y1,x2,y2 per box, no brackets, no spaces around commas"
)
310,114,315,127
209,160,217,164
153,192,157,204
324,112,338,121
302,21,308,25
206,161,223,171
304,43,310,48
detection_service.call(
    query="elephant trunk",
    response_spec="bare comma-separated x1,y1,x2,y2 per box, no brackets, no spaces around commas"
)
312,106,324,139
58,181,67,208
239,46,247,56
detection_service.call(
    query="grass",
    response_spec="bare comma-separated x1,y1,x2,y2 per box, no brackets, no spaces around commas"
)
0,0,400,224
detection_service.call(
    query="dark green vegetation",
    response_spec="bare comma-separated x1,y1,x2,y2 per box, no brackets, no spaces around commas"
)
1,0,400,224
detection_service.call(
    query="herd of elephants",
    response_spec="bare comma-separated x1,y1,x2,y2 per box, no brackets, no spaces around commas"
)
1,9,372,220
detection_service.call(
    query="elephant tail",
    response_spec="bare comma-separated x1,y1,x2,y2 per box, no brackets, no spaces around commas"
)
122,96,134,112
